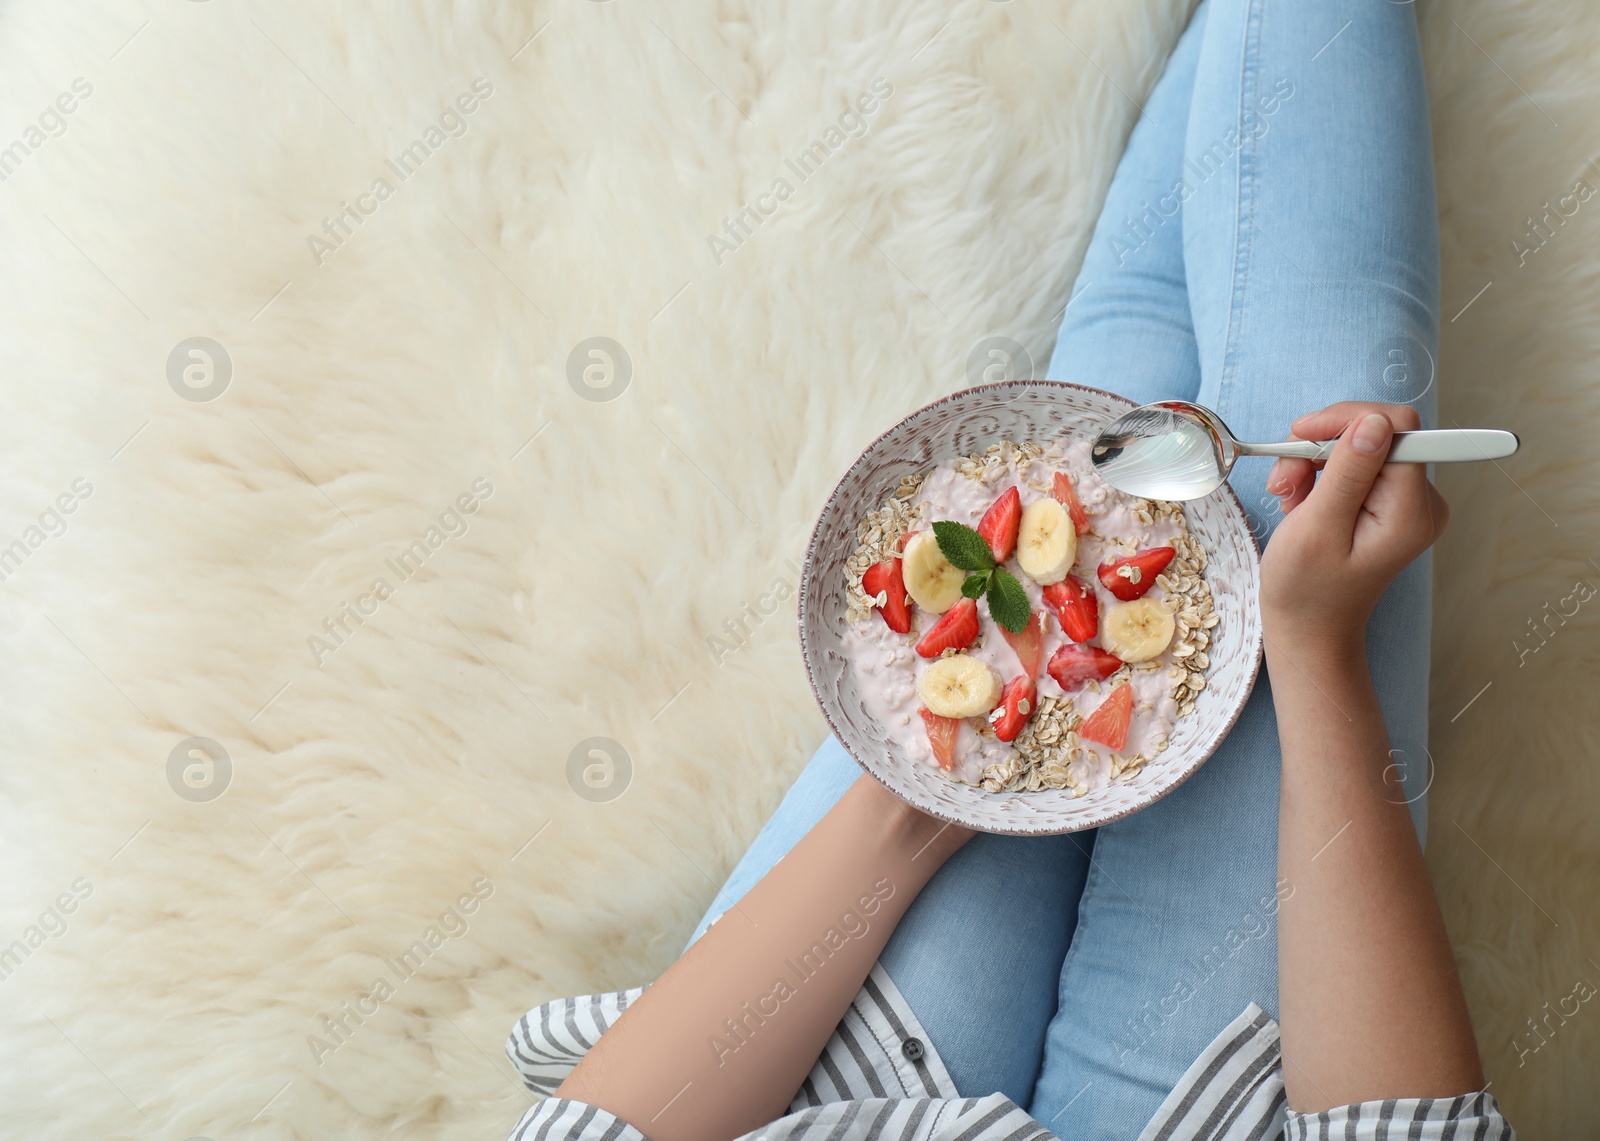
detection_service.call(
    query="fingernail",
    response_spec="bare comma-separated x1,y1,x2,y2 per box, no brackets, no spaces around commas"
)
1352,413,1390,454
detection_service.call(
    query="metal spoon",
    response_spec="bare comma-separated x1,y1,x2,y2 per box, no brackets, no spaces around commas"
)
1090,400,1519,500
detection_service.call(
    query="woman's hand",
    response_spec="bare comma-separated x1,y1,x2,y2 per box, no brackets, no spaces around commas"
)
1259,402,1449,653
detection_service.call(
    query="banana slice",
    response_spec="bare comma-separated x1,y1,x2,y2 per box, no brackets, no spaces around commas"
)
1015,498,1077,584
1101,598,1176,663
902,530,965,613
917,654,1002,719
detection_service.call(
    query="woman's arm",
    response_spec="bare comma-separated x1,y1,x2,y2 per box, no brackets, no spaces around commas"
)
1261,403,1483,1111
555,776,973,1141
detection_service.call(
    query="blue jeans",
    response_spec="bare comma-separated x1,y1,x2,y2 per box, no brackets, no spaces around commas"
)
688,0,1438,1134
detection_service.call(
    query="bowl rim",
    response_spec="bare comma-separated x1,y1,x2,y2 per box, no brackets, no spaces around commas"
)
796,378,1265,835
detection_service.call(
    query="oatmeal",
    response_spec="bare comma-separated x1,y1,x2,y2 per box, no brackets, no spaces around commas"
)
842,438,1217,796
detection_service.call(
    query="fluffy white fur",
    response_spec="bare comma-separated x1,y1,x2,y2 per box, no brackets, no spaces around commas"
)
0,1,1592,1136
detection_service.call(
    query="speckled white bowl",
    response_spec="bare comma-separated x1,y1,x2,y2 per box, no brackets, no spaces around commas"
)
798,380,1263,835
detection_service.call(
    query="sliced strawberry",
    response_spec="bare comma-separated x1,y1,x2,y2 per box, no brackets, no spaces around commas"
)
976,486,1022,563
999,608,1046,678
914,596,979,658
1098,546,1176,602
896,528,921,553
1052,471,1091,536
1042,576,1098,643
1079,683,1133,751
918,707,960,771
987,675,1036,743
861,559,912,634
1046,644,1123,692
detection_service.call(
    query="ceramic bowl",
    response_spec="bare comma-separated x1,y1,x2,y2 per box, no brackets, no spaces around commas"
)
797,380,1263,835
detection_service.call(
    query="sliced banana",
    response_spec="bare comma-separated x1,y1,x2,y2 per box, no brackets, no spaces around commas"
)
1015,498,1077,585
1101,598,1176,663
901,530,965,613
917,654,1002,719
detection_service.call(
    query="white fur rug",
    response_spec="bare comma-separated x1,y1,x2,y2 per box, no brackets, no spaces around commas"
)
1,0,1594,1136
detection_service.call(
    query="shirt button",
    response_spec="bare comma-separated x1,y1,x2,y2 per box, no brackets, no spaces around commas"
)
901,1037,925,1061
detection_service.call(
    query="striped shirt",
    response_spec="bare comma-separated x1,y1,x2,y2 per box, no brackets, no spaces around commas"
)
503,963,1513,1141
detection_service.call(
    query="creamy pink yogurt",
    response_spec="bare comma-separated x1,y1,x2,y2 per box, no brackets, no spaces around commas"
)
843,439,1191,791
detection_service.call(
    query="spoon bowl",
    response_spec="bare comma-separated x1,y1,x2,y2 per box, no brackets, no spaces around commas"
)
1091,399,1520,501
1090,401,1236,499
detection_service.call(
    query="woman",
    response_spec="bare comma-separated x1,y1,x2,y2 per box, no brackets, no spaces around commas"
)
503,0,1513,1137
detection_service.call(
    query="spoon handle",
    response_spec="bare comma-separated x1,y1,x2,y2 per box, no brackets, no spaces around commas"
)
1387,429,1520,463
1235,428,1520,464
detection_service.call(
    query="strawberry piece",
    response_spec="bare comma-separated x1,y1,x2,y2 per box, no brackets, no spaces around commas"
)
918,708,960,771
914,596,979,658
988,676,1036,743
1079,683,1133,751
1046,644,1123,692
1052,472,1091,536
976,486,1022,563
861,559,912,634
896,528,921,553
1042,576,1098,643
1098,546,1176,602
999,609,1046,678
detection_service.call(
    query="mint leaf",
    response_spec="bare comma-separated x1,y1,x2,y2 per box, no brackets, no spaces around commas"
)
932,520,995,572
987,568,1031,633
961,571,991,599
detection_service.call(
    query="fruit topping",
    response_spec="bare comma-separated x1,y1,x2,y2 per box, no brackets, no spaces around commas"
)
861,559,912,634
914,596,980,658
988,675,1036,743
1052,471,1091,536
1079,683,1133,751
918,708,960,771
1100,598,1176,663
976,486,1022,563
1098,546,1176,602
1016,498,1077,585
917,653,1003,718
1046,644,1123,691
902,529,965,613
1042,576,1098,643
998,608,1046,678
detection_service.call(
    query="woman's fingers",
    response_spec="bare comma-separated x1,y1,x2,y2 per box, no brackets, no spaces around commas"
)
1297,413,1394,533
1358,441,1430,526
1280,475,1315,514
1268,455,1316,514
1348,437,1442,570
1267,456,1307,495
1282,400,1428,522
1290,400,1422,443
1268,402,1428,522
